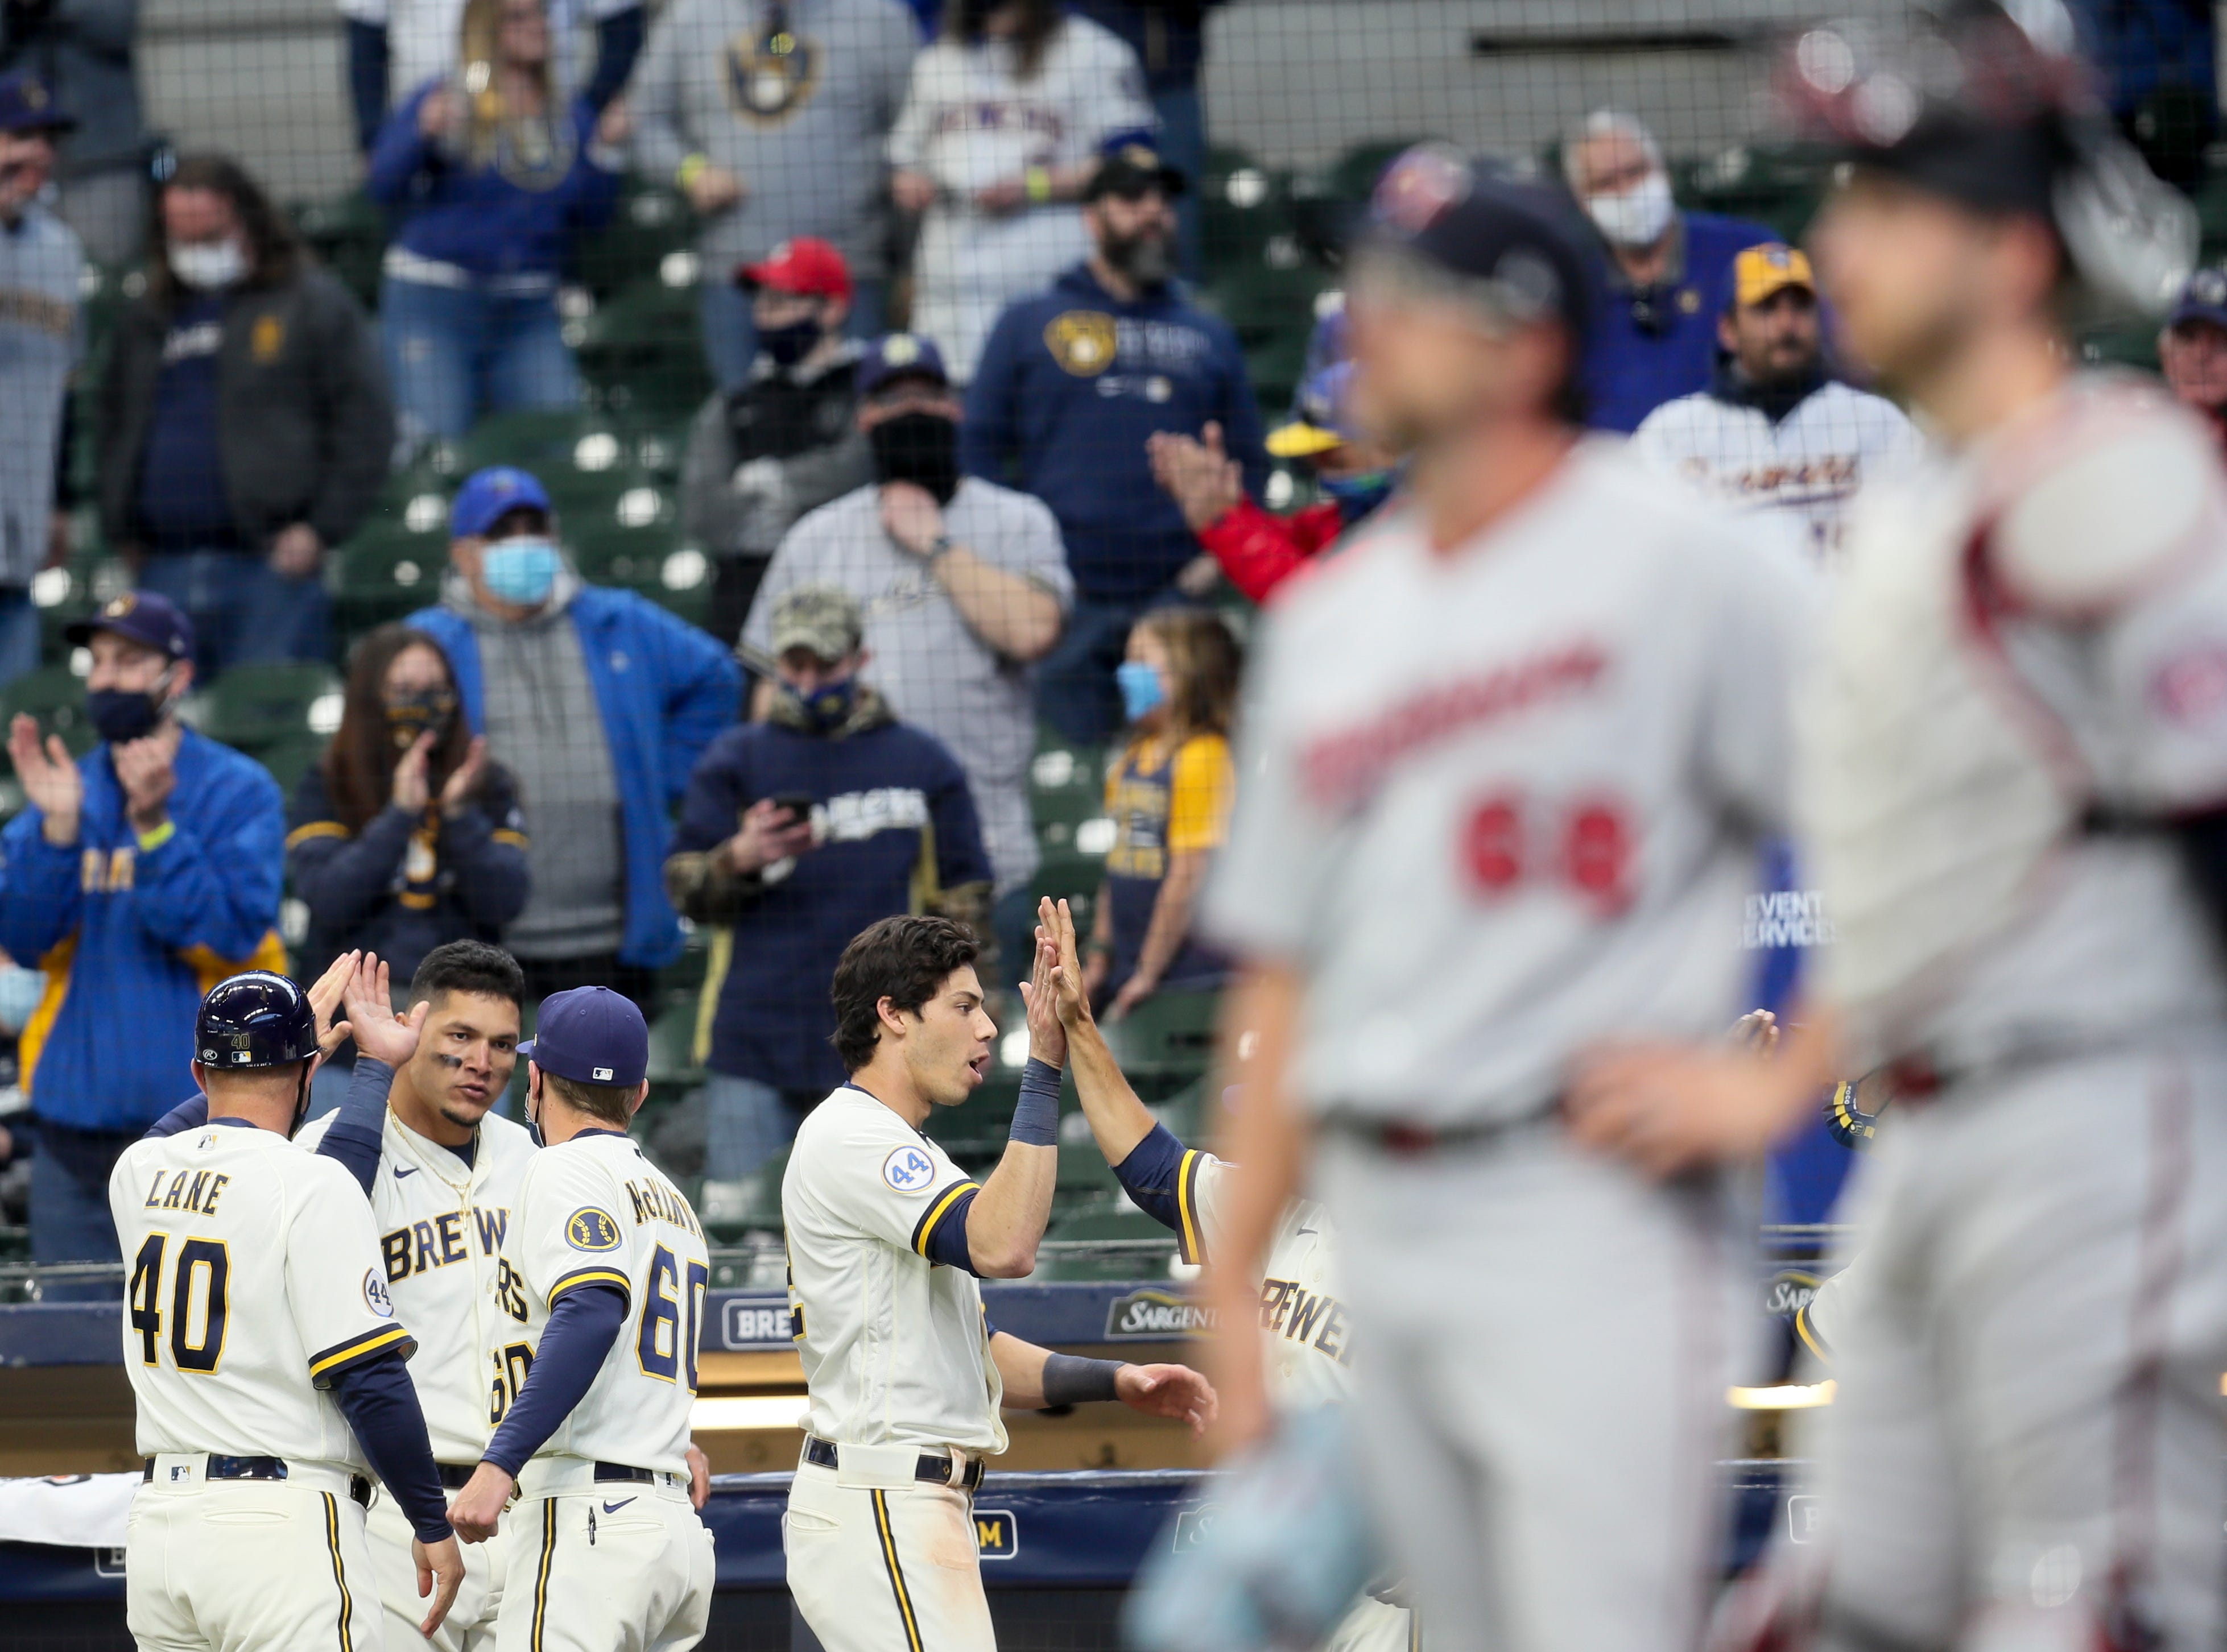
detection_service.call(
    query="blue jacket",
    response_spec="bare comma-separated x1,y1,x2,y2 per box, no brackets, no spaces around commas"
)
963,263,1267,606
1580,211,1779,434
0,729,286,1131
366,84,622,279
667,710,991,1094
406,585,742,969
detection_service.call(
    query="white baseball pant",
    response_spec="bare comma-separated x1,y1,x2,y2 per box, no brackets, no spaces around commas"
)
1798,1044,2227,1650
784,1456,997,1652
127,1460,384,1651
494,1476,712,1652
365,1483,508,1651
1318,1121,1756,1652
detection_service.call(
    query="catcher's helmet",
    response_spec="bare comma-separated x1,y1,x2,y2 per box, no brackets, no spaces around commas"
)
195,971,319,1071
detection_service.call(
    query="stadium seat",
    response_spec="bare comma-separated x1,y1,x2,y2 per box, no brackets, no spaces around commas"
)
1039,1198,1180,1282
333,519,451,632
289,191,388,310
0,663,94,757
646,999,704,1088
1101,986,1221,1095
1030,731,1106,833
573,181,699,301
453,408,644,515
1198,144,1292,278
184,663,343,761
574,280,712,421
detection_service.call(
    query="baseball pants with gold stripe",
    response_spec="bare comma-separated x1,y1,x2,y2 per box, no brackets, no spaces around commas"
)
493,1483,712,1652
364,1484,507,1651
126,1476,382,1651
784,1460,996,1652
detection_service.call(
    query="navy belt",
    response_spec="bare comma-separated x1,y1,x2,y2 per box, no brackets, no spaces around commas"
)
596,1461,655,1484
804,1435,984,1490
439,1463,477,1490
144,1455,371,1506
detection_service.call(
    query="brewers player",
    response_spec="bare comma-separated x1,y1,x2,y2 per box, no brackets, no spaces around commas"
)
110,971,464,1648
1192,150,1810,1652
1632,242,1924,567
783,914,1216,1652
447,986,716,1652
1571,6,2227,1646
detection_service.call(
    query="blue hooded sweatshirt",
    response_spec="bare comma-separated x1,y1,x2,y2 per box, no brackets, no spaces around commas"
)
962,263,1267,606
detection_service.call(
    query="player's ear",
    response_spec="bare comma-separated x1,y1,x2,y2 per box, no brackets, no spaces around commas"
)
626,1079,648,1119
189,1059,208,1093
1717,310,1738,353
874,993,908,1042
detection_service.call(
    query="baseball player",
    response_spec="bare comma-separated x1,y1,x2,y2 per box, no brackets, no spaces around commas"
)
1631,242,1925,567
783,913,1216,1652
110,970,464,1649
1568,6,2227,1646
1192,150,1811,1652
446,986,715,1652
1040,898,1414,1652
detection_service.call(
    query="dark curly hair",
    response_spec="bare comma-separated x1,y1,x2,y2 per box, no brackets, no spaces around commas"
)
149,152,304,303
829,916,981,1073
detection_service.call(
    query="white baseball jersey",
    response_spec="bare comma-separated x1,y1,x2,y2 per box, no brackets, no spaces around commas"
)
1799,373,2227,1070
885,15,1152,378
783,1083,1006,1452
1204,444,1814,1124
296,1105,536,1464
1172,1149,1353,1410
1632,379,1926,568
108,1120,415,1466
489,1130,709,1475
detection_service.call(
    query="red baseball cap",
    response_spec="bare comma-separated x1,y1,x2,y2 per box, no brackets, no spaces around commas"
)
734,237,853,303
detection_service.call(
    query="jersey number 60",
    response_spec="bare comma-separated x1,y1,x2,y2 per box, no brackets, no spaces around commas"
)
637,1244,711,1392
129,1234,231,1373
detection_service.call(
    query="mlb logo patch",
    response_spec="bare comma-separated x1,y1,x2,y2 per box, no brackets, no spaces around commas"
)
593,1066,614,1082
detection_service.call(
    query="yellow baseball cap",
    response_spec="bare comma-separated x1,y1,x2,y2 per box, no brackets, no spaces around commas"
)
1732,243,1816,310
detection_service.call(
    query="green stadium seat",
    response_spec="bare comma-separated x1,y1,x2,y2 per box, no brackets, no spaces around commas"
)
1030,729,1106,834
573,181,699,300
574,281,712,421
1197,144,1292,278
0,663,94,757
257,734,328,797
333,520,450,631
290,191,388,310
453,408,644,514
1038,1197,1179,1282
185,662,344,759
646,1000,704,1087
1102,986,1221,1088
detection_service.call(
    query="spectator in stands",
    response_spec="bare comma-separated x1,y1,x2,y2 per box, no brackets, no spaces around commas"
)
0,71,83,691
666,584,991,1218
1147,358,1398,603
1066,1,1225,276
406,466,740,1008
0,0,144,265
679,236,873,644
98,154,394,680
743,332,1070,982
887,2,1153,380
631,0,917,392
342,0,644,154
365,0,629,445
1633,242,1923,566
1085,605,1234,1018
0,592,284,1291
965,135,1263,744
1562,109,1774,433
2159,264,2227,453
287,622,530,1113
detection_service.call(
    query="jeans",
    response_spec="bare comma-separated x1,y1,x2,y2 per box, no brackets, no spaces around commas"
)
699,274,889,394
28,1118,131,1301
1154,84,1208,280
137,548,331,679
703,1070,813,1182
381,274,582,445
0,583,38,689
1035,597,1143,747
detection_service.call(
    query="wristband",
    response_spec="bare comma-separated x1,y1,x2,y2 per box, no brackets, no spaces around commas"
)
1040,1353,1125,1406
926,533,956,565
135,819,175,854
1009,1057,1061,1146
676,153,709,191
1024,166,1053,205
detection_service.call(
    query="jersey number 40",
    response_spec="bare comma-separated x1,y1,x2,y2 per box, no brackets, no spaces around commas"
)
129,1234,231,1373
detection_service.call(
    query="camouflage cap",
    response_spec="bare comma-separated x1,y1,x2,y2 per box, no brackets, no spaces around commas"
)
769,585,863,661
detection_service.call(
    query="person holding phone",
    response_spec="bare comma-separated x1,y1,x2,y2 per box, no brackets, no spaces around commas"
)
664,585,994,1222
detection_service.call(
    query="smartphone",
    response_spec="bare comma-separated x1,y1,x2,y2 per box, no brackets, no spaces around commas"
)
768,790,816,826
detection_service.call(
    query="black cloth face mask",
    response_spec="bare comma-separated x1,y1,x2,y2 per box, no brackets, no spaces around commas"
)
868,411,962,504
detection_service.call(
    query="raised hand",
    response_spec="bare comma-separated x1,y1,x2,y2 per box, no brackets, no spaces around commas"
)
1018,918,1065,1069
878,481,946,558
1115,1363,1218,1439
439,736,488,817
1146,422,1243,532
306,949,363,1059
8,713,81,844
1044,897,1091,1030
112,735,176,834
342,952,428,1070
392,731,434,812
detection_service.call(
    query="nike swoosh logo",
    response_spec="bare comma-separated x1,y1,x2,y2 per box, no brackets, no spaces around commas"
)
392,1166,418,1179
601,1498,636,1513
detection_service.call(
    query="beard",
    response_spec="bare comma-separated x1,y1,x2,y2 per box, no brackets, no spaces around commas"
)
1103,223,1174,289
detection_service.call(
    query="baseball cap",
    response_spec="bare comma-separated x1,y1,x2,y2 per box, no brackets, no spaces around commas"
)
769,586,863,662
1085,131,1187,202
1729,242,1816,311
65,590,193,661
2169,265,2227,330
1267,361,1359,459
0,71,75,135
519,986,648,1088
1359,144,1598,346
450,466,552,539
858,332,950,396
735,236,853,303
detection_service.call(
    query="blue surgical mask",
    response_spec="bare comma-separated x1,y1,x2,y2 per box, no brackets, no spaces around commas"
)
787,677,857,734
0,963,44,1036
1321,469,1395,520
1116,660,1165,723
480,537,560,606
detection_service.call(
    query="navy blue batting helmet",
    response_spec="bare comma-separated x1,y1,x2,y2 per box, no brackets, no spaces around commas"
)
195,971,320,1071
